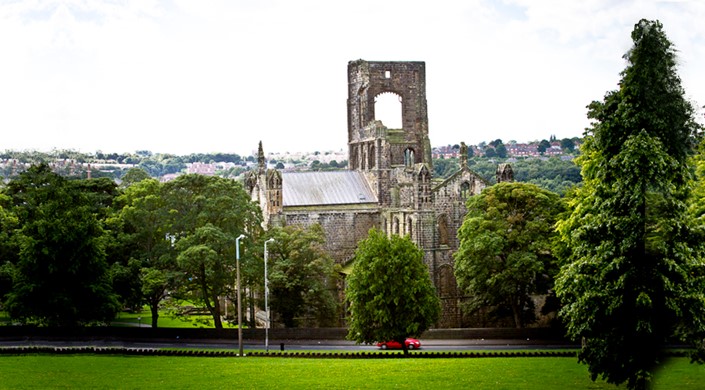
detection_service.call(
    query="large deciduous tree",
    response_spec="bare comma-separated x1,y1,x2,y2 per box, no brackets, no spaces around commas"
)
115,178,175,327
266,224,339,328
555,19,705,390
0,191,18,301
454,182,564,328
346,229,440,355
163,174,262,328
3,164,119,326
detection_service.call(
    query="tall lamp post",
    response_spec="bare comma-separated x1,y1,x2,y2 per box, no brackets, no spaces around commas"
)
264,238,275,352
235,234,245,357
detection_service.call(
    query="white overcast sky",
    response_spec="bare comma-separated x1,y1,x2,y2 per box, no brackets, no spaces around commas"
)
1,0,704,156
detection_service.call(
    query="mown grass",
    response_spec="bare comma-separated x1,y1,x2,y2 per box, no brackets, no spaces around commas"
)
112,309,239,328
0,312,10,325
1,309,233,329
1,355,703,389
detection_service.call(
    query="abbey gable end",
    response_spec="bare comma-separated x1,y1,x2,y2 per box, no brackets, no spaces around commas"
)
246,60,501,328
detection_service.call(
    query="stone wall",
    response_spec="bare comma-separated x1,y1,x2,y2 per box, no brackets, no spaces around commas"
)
282,207,379,265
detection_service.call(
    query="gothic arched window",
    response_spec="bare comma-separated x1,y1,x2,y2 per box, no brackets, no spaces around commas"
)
460,181,470,199
404,148,415,167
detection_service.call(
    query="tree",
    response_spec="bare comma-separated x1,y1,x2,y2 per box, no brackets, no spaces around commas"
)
537,139,551,154
454,182,564,328
690,140,705,221
555,20,705,390
560,138,575,152
162,174,262,328
175,224,235,328
495,143,507,159
346,229,440,355
266,224,339,327
3,164,119,326
120,167,151,187
115,178,175,326
0,192,17,301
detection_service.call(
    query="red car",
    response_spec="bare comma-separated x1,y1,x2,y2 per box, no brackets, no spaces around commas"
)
376,338,421,350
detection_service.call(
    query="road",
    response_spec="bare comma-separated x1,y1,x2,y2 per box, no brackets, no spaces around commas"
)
0,338,576,352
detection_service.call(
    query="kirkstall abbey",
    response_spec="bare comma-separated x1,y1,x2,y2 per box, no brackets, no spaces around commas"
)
245,60,513,327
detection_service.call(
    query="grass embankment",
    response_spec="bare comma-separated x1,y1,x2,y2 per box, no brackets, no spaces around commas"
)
1,355,703,389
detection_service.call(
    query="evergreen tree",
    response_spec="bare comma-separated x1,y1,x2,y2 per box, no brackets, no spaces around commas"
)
555,20,705,390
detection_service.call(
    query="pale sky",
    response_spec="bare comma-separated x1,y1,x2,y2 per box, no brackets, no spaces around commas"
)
1,0,704,157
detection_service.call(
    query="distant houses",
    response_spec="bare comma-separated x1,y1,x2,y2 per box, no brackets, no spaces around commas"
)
433,140,579,159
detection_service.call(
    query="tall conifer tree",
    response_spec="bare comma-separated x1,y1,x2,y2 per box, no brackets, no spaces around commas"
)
555,19,705,390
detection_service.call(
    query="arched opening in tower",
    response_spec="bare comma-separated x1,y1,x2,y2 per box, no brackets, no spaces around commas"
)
374,92,402,129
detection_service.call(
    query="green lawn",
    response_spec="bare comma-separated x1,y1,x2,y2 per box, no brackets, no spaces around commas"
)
112,309,240,329
1,355,703,389
1,309,237,328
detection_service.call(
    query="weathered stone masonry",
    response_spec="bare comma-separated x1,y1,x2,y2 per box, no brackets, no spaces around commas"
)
246,60,507,328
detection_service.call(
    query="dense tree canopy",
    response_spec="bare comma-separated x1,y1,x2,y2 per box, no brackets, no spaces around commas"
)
266,224,339,327
346,229,440,354
3,165,119,326
555,19,705,390
162,174,262,328
454,182,564,328
114,178,174,326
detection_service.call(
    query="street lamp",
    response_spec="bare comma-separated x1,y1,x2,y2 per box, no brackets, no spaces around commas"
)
235,233,245,357
264,238,275,352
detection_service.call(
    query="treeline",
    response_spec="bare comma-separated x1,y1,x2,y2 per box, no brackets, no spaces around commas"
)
433,156,581,195
0,165,338,328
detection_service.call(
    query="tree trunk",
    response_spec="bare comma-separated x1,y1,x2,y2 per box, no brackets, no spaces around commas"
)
511,297,523,329
400,338,409,357
211,294,223,329
149,299,159,328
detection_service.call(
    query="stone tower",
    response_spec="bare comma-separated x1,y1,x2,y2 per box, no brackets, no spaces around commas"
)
347,60,431,207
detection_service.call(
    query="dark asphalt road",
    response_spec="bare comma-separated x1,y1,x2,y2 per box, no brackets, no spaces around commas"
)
0,338,577,351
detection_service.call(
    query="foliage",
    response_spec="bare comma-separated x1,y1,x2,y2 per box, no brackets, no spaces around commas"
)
112,178,177,325
2,164,119,326
690,140,705,221
266,224,339,327
555,19,705,390
433,156,581,195
432,157,459,178
454,182,564,328
175,224,236,329
162,174,263,328
537,140,551,153
120,167,151,187
346,229,440,354
560,138,575,152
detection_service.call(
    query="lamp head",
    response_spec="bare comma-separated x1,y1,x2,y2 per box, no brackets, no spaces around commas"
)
266,238,275,243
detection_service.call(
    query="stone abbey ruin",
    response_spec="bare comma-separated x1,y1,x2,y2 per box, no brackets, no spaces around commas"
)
246,60,512,327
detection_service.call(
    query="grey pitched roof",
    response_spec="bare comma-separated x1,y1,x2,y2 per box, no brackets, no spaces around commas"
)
282,171,377,206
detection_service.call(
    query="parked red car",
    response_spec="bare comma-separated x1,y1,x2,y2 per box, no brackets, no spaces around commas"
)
376,338,421,350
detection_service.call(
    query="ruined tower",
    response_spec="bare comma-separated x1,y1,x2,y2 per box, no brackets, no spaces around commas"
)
347,60,431,207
